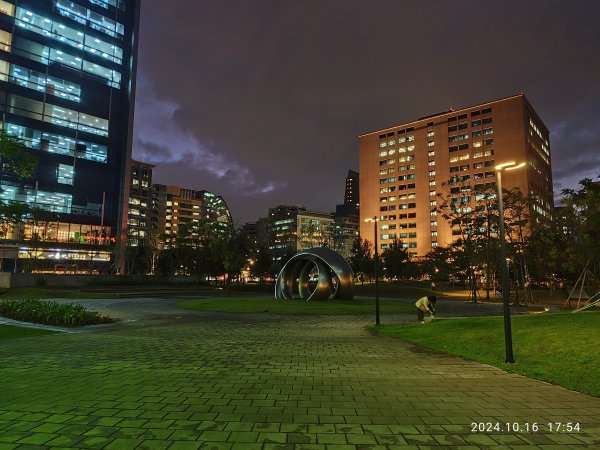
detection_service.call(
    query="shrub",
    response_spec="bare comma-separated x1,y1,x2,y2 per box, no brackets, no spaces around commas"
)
0,299,113,327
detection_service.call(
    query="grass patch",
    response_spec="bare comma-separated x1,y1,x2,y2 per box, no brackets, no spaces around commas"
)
376,311,600,397
0,324,58,340
0,287,117,300
0,299,113,327
178,295,416,315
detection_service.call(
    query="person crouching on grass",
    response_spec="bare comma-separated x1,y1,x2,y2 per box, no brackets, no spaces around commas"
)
415,295,437,323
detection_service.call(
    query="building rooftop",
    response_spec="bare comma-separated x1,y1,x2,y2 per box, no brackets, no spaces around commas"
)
359,93,526,138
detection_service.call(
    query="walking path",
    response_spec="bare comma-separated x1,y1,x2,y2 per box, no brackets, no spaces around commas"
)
0,298,598,449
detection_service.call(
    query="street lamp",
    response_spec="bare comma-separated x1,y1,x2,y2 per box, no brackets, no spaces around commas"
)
495,161,526,364
364,216,380,325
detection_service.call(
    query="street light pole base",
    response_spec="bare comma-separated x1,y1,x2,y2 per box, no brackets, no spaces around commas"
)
504,358,515,364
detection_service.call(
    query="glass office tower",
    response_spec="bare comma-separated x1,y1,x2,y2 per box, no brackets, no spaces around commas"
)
0,0,139,273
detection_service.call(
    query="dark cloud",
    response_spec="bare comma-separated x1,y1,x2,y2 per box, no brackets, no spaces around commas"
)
550,104,600,194
133,0,600,223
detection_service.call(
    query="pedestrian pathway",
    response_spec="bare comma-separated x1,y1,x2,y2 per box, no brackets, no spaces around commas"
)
0,302,598,449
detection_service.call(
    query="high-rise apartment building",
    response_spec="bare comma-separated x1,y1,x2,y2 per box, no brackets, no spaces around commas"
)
0,0,140,272
153,184,232,245
127,159,154,246
332,170,360,259
335,169,359,217
344,169,359,210
359,94,553,257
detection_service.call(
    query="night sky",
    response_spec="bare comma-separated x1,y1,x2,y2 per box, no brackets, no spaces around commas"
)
133,0,600,225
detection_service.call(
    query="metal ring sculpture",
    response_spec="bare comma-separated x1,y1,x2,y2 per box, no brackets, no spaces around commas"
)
275,247,354,300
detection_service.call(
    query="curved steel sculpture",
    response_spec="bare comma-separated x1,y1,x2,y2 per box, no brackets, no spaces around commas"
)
275,247,354,300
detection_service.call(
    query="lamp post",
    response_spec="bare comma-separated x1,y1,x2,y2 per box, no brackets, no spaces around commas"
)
365,216,380,325
495,161,525,364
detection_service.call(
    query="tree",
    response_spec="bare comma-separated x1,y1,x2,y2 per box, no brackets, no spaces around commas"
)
526,212,570,285
436,177,489,300
250,245,274,284
22,207,56,273
124,244,151,275
0,201,30,272
381,239,410,280
422,246,455,283
0,129,36,180
555,177,600,290
349,237,374,282
148,230,165,275
0,130,38,273
222,227,252,292
501,187,534,304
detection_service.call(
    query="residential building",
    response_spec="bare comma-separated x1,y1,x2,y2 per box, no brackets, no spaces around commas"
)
127,159,154,246
335,169,359,217
0,0,140,272
242,216,268,249
152,184,232,245
359,94,553,257
332,170,360,259
344,169,359,211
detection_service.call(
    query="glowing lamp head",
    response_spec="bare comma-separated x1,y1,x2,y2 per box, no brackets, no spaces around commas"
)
495,161,526,171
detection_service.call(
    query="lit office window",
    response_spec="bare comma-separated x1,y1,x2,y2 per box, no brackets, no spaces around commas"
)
89,0,126,11
0,59,8,81
16,8,123,64
3,123,42,148
82,60,121,88
6,61,81,102
6,95,109,137
12,35,121,88
57,164,74,185
55,0,125,39
0,29,11,52
0,183,73,214
0,1,15,16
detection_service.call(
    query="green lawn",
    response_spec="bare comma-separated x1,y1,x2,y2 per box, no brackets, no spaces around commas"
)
376,311,600,397
0,287,117,300
178,295,416,315
0,324,58,340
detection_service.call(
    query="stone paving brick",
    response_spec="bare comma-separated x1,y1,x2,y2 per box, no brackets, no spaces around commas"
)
0,432,29,444
0,308,599,448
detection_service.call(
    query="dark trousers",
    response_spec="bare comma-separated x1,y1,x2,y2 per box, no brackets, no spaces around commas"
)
417,309,425,322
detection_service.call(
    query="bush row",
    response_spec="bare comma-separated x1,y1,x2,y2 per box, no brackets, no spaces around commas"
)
0,299,113,327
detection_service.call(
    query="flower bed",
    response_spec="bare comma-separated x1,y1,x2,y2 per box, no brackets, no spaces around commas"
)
0,299,113,327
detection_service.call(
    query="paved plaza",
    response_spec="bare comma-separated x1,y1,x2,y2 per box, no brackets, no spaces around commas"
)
1,299,599,449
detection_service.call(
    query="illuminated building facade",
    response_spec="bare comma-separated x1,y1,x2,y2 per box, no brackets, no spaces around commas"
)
127,159,153,246
268,205,334,255
344,169,359,212
332,213,359,259
333,170,360,259
359,94,553,257
152,184,233,246
0,0,140,272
